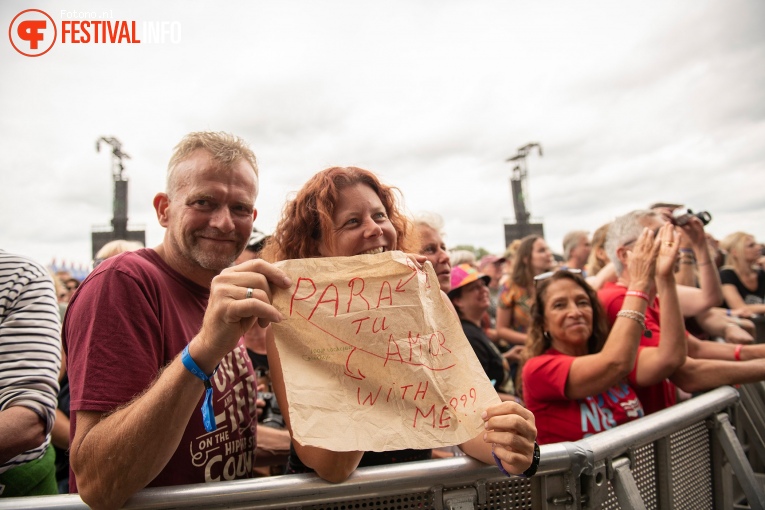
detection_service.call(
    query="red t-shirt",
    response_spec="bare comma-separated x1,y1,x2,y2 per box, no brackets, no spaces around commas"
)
522,349,644,444
597,282,676,415
64,249,258,491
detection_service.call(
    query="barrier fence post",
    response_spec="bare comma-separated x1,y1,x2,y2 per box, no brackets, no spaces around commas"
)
711,412,765,510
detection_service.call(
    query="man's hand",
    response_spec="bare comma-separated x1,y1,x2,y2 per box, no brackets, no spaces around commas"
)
677,216,707,251
192,259,291,372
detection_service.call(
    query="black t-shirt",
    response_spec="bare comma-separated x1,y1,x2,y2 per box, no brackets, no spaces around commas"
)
460,319,507,387
720,268,765,307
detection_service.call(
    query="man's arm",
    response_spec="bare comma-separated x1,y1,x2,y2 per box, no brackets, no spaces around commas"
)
694,308,754,343
670,356,765,393
0,256,61,466
0,407,47,464
675,217,723,312
70,260,290,510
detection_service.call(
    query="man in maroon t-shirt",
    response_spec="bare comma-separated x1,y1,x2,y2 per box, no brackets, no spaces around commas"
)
600,210,765,415
63,132,291,509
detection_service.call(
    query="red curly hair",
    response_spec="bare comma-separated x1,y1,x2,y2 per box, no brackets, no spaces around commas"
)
264,167,413,261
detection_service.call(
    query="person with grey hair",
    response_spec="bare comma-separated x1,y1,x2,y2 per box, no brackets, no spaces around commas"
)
413,212,452,294
562,230,591,272
599,210,765,415
449,249,476,268
64,132,291,508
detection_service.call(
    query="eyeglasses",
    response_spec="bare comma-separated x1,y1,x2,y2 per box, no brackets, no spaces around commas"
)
533,268,582,286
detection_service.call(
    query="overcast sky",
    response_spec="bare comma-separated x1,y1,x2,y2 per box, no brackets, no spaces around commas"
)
2,0,764,271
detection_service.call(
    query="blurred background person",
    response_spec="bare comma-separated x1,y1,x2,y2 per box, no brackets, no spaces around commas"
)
413,212,452,293
561,230,591,273
92,240,145,268
498,240,522,290
449,249,476,268
491,236,557,377
477,254,506,329
719,232,765,316
448,264,516,402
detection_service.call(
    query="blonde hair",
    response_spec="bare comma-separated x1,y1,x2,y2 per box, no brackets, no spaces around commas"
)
95,240,144,260
721,232,755,274
167,132,258,198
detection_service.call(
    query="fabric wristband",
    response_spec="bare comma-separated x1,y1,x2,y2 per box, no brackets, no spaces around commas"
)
492,441,540,478
181,345,218,432
734,344,743,362
625,290,649,302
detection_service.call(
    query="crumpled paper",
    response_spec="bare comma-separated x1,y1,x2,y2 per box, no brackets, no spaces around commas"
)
271,251,500,452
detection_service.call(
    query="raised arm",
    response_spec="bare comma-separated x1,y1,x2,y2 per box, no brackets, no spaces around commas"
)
632,226,687,387
675,218,723,315
70,260,290,510
565,227,660,400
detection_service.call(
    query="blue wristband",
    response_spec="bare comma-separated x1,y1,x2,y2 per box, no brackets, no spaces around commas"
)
181,345,218,432
493,442,540,478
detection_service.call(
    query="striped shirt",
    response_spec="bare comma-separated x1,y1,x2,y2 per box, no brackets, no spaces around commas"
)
0,250,61,474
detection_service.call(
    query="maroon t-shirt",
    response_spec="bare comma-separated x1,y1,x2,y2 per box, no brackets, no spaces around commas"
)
63,249,258,491
598,282,677,415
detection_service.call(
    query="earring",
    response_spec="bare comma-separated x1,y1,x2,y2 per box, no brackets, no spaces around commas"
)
543,331,552,342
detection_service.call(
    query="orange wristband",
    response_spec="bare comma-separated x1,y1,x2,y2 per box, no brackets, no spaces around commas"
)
734,344,743,362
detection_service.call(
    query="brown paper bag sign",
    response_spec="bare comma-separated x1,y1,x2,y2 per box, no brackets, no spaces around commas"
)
271,251,500,452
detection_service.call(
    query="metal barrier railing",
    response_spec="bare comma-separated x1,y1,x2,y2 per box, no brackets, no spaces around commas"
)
3,386,762,510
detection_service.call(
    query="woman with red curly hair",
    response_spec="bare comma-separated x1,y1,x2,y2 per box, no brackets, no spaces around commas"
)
264,166,538,483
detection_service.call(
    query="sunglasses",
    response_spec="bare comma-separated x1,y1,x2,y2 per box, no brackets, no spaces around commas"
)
533,268,582,285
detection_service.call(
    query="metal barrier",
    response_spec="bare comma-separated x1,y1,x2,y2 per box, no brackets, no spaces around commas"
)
3,386,763,509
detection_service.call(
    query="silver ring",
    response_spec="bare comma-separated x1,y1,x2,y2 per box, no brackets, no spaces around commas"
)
245,288,253,299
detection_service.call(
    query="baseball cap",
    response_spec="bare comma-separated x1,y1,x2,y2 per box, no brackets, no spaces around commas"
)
245,228,269,252
478,254,505,270
448,264,491,297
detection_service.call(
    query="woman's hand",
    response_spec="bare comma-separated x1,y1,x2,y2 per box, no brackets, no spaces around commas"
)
655,223,681,280
482,401,537,475
625,227,661,292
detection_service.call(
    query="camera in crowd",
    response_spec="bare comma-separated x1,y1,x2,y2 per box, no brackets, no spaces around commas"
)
257,391,285,429
671,208,712,226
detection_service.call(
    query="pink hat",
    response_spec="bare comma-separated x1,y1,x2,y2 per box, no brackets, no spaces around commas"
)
448,264,491,297
478,254,506,270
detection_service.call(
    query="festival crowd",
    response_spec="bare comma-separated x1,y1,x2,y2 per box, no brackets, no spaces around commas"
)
2,132,764,508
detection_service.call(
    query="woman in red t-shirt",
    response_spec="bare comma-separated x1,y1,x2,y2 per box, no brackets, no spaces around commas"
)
521,224,679,444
